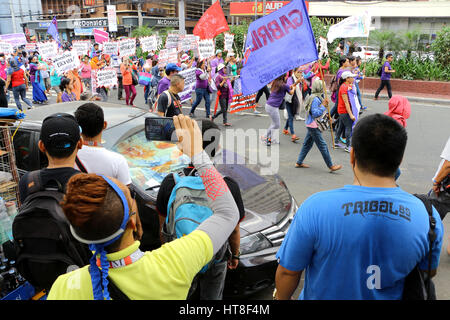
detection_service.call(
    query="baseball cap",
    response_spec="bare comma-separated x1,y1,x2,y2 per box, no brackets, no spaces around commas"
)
216,49,222,55
40,113,81,155
165,63,181,73
341,71,357,79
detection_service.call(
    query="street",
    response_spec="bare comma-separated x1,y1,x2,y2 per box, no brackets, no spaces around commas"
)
12,86,450,300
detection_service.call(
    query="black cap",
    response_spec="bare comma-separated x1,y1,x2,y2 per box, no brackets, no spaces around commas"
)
40,113,81,154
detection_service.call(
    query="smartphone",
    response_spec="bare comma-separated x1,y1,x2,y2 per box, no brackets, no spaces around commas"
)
145,117,178,142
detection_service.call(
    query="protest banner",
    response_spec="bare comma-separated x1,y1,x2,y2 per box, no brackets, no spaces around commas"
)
178,68,197,102
52,50,80,75
0,42,13,54
158,48,178,67
318,36,328,60
224,33,235,53
38,41,58,60
107,5,118,32
198,39,215,60
72,40,91,56
229,93,257,113
165,33,180,49
0,33,27,47
119,38,136,57
25,43,37,52
177,34,199,52
327,11,371,43
95,67,118,88
140,36,158,53
102,41,119,56
94,28,109,44
240,0,317,96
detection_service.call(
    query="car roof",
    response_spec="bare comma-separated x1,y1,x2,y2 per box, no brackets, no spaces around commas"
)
22,101,148,129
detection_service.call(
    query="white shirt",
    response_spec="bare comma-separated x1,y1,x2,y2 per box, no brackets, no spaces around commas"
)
75,146,132,185
433,136,450,181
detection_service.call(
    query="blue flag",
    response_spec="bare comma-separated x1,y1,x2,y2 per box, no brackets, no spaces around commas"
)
47,16,61,47
240,0,318,96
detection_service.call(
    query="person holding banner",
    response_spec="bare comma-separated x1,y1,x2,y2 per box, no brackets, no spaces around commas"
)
189,59,212,120
28,55,48,105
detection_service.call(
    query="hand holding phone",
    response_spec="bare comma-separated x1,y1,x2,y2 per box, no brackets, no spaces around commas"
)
173,115,203,159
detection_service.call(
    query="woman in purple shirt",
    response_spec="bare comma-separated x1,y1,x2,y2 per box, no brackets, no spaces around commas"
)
262,75,301,146
189,59,212,119
374,53,395,100
59,78,77,102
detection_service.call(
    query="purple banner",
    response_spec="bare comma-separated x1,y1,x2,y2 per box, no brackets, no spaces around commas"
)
0,33,27,47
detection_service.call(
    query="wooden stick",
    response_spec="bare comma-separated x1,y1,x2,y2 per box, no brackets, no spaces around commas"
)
362,36,369,96
318,60,335,149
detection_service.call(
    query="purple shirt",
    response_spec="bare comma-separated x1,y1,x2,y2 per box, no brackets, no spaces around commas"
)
195,69,208,90
266,84,290,108
215,73,229,97
157,77,171,95
381,61,392,80
29,63,38,83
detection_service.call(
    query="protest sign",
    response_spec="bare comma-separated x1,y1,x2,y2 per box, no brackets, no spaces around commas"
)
0,42,13,54
0,33,27,47
38,41,58,60
25,43,37,52
197,39,215,60
165,33,180,49
107,5,118,32
95,67,118,88
119,38,136,57
240,0,317,96
72,40,91,56
318,36,328,60
52,50,80,75
94,28,109,44
158,48,178,67
327,11,371,43
178,68,197,102
224,33,235,53
102,41,119,56
178,35,199,52
140,36,158,53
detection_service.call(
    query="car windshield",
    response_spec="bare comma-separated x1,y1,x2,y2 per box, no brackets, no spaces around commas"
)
112,129,191,190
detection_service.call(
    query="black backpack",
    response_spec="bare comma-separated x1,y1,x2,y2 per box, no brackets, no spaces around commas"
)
377,65,383,77
12,170,92,292
402,194,437,300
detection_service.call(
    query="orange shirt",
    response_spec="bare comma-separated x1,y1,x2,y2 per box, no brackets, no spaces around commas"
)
67,70,82,100
120,64,136,86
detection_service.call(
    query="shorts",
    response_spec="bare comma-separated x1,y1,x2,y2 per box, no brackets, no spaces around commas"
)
43,78,51,90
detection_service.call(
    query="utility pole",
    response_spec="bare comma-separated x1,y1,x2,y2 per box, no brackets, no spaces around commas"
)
9,0,17,33
138,2,143,28
179,0,186,35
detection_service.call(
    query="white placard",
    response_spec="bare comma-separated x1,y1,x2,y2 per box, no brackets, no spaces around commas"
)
119,38,136,58
178,35,199,52
178,68,197,103
95,67,118,88
72,40,91,57
140,36,158,53
107,5,118,33
158,48,178,67
319,36,329,60
224,33,234,53
102,41,119,56
197,39,215,60
165,33,180,49
0,42,13,54
52,50,81,75
38,42,58,61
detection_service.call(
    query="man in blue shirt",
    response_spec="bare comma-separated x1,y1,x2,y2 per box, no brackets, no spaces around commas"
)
275,114,444,300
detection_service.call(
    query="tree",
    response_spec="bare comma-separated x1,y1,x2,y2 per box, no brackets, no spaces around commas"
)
369,30,397,62
401,29,421,59
431,26,450,67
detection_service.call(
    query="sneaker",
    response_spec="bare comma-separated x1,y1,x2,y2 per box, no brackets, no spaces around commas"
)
344,146,351,153
340,137,347,144
334,142,345,149
361,106,367,110
295,115,305,121
254,110,262,115
189,113,195,118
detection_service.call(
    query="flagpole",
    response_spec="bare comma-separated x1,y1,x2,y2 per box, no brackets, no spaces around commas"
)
318,60,335,149
362,35,369,97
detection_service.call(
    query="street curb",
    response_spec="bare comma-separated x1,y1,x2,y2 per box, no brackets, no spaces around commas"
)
361,93,450,106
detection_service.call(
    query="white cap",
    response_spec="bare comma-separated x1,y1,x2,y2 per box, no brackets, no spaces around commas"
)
217,63,225,71
341,71,357,79
227,52,235,58
216,49,222,55
181,54,189,62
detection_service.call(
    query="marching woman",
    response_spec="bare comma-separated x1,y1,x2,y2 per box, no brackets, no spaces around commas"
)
189,59,212,119
212,63,233,126
29,55,48,105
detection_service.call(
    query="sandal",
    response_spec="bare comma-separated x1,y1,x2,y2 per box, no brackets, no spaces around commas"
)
295,163,310,168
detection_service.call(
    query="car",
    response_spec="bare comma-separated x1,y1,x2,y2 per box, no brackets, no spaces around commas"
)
9,101,298,298
353,45,379,61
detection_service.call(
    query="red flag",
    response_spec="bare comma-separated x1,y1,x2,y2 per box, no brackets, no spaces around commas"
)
193,1,229,40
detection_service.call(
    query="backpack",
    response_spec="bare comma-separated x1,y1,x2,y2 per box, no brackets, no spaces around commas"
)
152,90,172,114
377,65,383,77
162,172,228,273
12,171,92,291
402,194,437,300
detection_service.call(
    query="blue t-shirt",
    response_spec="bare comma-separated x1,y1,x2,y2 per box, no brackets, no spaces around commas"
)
276,185,443,300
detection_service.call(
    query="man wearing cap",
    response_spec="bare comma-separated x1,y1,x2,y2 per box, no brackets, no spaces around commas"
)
334,71,357,152
157,63,181,96
18,113,83,203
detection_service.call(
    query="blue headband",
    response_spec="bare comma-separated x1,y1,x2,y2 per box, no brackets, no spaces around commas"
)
70,175,130,300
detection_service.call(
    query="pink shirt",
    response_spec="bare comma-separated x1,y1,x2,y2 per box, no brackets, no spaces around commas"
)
80,63,92,79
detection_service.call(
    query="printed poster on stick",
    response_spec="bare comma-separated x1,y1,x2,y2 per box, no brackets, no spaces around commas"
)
38,41,58,60
198,39,215,60
52,50,81,75
0,42,13,54
224,33,234,53
72,40,91,56
95,67,118,88
158,48,178,67
178,68,197,103
165,33,180,49
178,35,199,52
119,38,136,57
140,36,158,53
102,41,119,56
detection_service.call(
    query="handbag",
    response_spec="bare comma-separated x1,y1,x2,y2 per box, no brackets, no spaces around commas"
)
315,113,330,132
131,70,139,86
138,72,152,86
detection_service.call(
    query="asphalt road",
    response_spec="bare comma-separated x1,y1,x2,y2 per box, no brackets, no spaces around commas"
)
15,86,450,300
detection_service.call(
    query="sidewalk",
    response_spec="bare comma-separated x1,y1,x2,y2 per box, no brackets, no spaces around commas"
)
361,89,450,106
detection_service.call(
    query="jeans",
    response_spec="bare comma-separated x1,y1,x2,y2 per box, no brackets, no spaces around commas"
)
123,84,137,105
256,85,270,103
297,127,333,168
190,88,211,117
12,84,33,111
96,87,108,102
265,104,280,142
144,82,151,104
335,113,353,148
213,97,228,124
284,101,295,135
117,75,123,99
187,260,227,300
375,79,392,99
